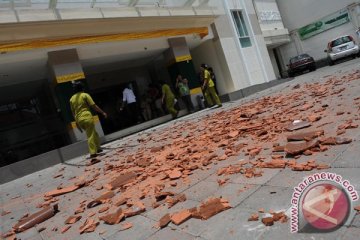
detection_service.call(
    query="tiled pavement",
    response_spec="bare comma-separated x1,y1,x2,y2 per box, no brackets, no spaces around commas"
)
2,59,360,239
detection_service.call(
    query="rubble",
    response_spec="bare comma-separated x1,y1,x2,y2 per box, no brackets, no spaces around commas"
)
248,213,259,221
286,130,324,141
104,172,137,190
13,204,58,233
87,191,115,208
99,208,124,225
261,217,274,226
170,209,192,225
157,213,171,228
284,140,319,155
79,218,99,234
286,120,311,131
3,69,360,238
64,215,82,224
195,198,231,220
119,222,133,231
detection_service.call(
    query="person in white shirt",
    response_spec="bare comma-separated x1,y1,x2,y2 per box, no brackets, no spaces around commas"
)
119,84,140,125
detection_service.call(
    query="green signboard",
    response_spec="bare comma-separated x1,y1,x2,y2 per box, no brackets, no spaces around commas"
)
298,9,350,40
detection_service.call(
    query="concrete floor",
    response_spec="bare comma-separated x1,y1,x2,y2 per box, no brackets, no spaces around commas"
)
1,58,360,240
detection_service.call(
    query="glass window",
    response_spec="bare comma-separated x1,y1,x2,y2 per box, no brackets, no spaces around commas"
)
231,10,252,48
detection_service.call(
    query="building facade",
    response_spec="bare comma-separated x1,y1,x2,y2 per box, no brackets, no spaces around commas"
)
0,0,289,165
276,0,360,75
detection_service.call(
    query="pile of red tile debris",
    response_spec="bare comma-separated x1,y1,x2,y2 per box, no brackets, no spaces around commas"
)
248,209,288,226
3,70,360,239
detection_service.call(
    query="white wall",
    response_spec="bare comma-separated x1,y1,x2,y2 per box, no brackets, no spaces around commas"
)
277,0,360,65
277,0,357,31
254,0,285,31
191,39,234,95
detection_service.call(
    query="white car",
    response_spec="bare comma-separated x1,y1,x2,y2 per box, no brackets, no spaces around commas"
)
324,35,360,65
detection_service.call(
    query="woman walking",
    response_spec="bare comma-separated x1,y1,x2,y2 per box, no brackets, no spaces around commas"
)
70,81,108,158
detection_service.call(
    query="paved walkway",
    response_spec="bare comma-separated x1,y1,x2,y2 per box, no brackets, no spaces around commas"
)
1,59,360,240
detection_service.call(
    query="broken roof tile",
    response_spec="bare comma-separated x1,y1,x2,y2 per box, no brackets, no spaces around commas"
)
196,198,231,220
99,208,124,225
170,209,192,225
104,172,137,190
13,204,58,233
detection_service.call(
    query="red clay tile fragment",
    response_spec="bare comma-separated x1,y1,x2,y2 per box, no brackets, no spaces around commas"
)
166,194,186,208
261,217,274,226
260,159,287,169
123,202,146,217
170,209,192,225
272,211,288,223
272,146,285,152
98,206,110,213
13,204,58,233
168,170,182,180
79,218,99,234
61,225,71,234
196,198,231,220
157,213,171,228
87,158,101,166
44,185,80,198
64,215,82,224
286,120,311,131
104,172,137,190
308,115,321,122
119,222,133,231
87,191,115,208
155,192,175,202
317,164,330,170
248,213,259,221
1,210,11,216
284,140,319,155
99,208,124,225
287,130,324,141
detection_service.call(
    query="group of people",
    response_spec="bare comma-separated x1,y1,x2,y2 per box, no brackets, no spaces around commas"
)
69,63,222,158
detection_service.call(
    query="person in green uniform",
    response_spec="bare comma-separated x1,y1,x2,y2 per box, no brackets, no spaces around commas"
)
70,81,108,158
160,81,178,119
176,75,194,113
200,64,222,108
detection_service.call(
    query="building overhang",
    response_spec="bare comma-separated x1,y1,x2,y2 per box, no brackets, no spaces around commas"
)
0,15,216,53
263,28,291,49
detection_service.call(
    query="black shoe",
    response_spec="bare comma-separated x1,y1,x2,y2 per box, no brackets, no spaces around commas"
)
90,153,98,158
97,148,103,153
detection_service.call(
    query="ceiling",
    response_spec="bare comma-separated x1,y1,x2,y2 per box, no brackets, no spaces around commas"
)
0,33,204,87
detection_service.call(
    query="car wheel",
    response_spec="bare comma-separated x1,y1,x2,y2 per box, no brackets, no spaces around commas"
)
310,66,317,71
329,60,334,66
288,72,294,78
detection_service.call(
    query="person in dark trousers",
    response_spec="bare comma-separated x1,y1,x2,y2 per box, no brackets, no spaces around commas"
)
70,81,108,158
160,80,178,119
119,84,140,125
200,64,222,108
208,67,219,95
176,75,194,113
